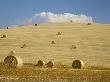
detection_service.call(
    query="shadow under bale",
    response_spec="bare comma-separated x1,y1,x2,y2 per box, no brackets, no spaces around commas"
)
72,60,84,69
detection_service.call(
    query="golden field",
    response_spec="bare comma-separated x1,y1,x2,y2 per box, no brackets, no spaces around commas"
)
0,23,110,82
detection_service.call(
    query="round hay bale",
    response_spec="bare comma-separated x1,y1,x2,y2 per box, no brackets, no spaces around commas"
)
46,61,54,68
36,60,44,66
87,23,91,25
9,50,15,55
72,60,84,69
4,55,23,68
35,24,37,26
51,41,55,44
71,45,77,49
1,34,7,38
56,32,61,35
21,44,26,48
7,27,9,29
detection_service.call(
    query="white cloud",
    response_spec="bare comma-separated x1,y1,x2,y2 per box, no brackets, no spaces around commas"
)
15,12,93,25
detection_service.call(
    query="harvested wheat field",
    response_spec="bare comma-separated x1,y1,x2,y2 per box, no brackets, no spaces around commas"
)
0,23,110,82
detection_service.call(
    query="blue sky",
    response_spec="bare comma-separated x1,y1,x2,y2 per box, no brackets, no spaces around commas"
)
0,0,110,27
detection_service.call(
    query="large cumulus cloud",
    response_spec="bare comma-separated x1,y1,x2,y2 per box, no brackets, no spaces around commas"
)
28,12,93,24
14,12,93,26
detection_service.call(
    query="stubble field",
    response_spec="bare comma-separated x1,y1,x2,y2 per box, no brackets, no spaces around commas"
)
0,23,110,82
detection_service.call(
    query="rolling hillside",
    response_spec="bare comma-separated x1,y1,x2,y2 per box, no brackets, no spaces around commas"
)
0,23,110,68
